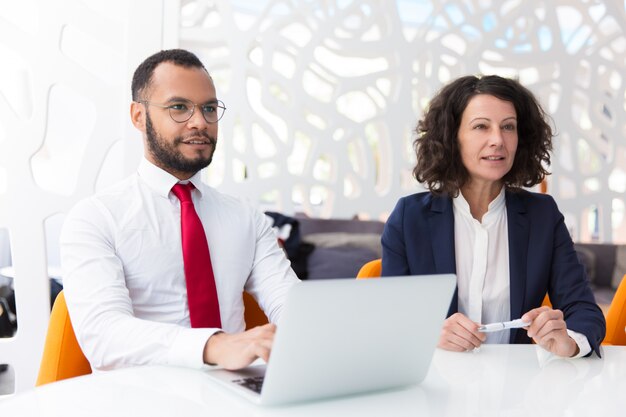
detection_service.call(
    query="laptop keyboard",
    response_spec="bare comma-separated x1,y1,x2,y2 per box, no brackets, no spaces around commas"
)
233,376,265,394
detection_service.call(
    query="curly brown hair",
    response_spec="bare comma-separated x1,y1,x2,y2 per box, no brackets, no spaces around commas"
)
413,75,553,196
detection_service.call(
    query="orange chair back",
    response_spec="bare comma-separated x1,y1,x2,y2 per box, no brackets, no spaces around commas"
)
243,292,269,328
603,274,626,346
36,291,268,386
356,258,382,279
36,291,92,386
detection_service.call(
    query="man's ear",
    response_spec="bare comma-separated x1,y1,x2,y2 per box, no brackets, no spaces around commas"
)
130,101,145,131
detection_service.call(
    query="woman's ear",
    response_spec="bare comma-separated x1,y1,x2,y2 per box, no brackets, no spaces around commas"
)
130,101,145,131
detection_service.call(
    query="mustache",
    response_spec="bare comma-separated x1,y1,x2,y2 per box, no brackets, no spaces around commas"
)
176,132,217,145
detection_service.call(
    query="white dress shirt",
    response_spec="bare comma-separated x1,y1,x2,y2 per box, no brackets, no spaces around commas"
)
453,188,591,355
454,188,510,344
61,158,299,370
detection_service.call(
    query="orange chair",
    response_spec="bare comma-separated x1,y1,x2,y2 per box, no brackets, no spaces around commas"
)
602,274,626,346
37,290,268,385
356,258,382,279
243,291,269,328
36,291,92,386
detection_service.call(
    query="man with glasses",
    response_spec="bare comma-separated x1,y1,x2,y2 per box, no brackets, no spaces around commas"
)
61,49,299,371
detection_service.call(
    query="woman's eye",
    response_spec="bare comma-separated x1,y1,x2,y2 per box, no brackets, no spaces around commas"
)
502,124,516,131
473,124,486,130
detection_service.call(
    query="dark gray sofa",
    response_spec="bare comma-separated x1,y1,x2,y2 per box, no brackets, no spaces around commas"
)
296,215,384,280
574,243,626,307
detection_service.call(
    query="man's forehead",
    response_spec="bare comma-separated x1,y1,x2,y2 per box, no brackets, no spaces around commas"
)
147,62,215,99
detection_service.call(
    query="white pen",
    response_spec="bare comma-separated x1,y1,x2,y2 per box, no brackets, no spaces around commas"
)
478,318,531,333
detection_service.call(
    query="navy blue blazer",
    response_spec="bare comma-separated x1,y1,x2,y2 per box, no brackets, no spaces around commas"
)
381,189,605,356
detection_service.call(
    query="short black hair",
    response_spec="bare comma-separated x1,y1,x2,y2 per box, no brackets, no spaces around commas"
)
131,49,208,101
413,75,553,195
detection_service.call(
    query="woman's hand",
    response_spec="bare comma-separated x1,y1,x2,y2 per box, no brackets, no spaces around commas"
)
522,307,579,357
438,312,486,352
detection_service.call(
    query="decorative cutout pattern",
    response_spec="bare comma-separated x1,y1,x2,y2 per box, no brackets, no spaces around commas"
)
179,0,626,242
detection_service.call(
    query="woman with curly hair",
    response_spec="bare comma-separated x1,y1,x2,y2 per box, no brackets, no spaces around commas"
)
382,75,605,357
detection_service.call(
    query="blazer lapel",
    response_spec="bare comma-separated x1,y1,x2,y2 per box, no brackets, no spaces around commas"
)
427,194,456,273
506,190,529,342
427,194,458,315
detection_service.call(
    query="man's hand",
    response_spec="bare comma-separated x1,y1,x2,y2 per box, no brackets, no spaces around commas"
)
438,312,486,352
203,323,277,370
522,307,579,357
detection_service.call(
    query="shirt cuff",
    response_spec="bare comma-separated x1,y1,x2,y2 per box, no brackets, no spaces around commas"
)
567,329,592,358
167,327,221,368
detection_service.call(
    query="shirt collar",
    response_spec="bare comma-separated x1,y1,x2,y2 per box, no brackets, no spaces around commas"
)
453,187,506,224
137,158,205,199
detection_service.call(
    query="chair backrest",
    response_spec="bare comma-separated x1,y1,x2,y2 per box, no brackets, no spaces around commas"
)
603,274,626,346
36,291,92,386
36,290,268,386
243,291,268,328
356,258,382,279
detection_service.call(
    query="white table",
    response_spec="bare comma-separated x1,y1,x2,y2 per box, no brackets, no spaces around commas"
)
2,345,625,417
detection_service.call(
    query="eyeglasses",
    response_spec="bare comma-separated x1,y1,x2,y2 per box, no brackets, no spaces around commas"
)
137,99,226,124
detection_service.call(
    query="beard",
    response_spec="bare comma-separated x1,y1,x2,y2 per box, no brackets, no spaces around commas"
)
145,111,216,176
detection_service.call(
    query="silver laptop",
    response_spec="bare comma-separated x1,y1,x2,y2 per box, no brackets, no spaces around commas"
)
204,274,456,406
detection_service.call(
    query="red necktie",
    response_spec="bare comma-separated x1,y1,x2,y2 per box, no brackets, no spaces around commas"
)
172,183,222,328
